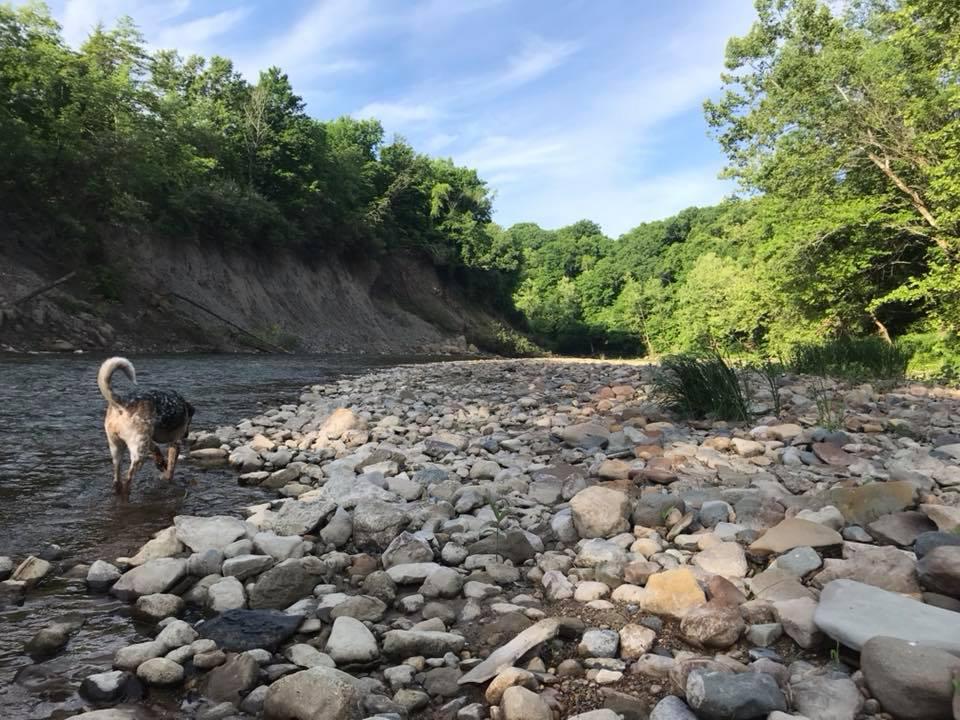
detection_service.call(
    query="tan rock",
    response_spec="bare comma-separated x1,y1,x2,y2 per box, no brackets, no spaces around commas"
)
749,518,842,555
619,624,656,658
484,667,536,704
640,568,706,619
570,486,630,539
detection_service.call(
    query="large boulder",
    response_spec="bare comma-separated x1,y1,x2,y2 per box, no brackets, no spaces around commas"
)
828,481,916,525
263,666,361,720
570,486,630,539
814,579,960,653
174,515,247,552
861,636,960,720
352,500,410,551
110,558,186,600
248,558,320,609
198,609,303,651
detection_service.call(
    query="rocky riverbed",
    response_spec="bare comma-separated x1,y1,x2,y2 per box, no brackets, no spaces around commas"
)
5,359,960,720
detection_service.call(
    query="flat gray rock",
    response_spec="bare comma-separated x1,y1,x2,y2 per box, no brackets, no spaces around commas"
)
814,579,960,652
174,515,247,552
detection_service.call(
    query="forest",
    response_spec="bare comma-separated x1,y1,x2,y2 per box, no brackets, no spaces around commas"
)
1,0,958,375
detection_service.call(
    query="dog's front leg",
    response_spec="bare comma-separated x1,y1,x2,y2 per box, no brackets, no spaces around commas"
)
153,443,167,472
122,446,146,500
162,443,180,482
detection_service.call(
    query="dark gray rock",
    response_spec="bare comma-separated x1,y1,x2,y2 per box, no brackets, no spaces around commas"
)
685,670,787,719
918,546,960,597
201,652,260,703
868,511,937,546
198,609,302,651
915,531,960,559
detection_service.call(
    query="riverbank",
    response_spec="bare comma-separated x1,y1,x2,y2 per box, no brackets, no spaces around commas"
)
5,358,960,719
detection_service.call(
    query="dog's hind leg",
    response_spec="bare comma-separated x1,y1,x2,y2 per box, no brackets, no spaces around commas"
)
108,434,124,494
161,443,180,482
153,443,168,472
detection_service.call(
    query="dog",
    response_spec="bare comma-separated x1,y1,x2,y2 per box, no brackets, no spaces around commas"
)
98,357,195,498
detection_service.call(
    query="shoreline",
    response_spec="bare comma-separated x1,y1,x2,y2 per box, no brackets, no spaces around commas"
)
5,358,960,719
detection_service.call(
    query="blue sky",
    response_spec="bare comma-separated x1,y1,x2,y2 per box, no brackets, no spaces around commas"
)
40,0,758,237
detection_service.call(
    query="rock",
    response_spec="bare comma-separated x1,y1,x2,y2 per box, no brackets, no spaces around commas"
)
249,558,319,609
679,601,745,649
686,670,787,719
772,547,822,577
266,499,335,536
918,546,960,596
263,666,361,720
733,438,765,457
128,526,184,565
500,686,552,720
202,652,260,703
467,530,539,565
86,560,122,591
915,531,960,559
174,515,247,552
699,501,734,529
198,609,303,651
136,657,184,686
706,575,746,605
828,481,916,525
156,619,197,651
134,593,183,621
861,636,960,720
319,506,352,547
25,617,83,658
542,571,575,600
382,532,433,569
352,500,410,551
386,562,442,584
574,581,610,602
790,675,863,720
920,503,960,532
80,670,139,702
460,618,581,684
814,579,960,652
749,566,814,602
813,442,853,466
485,668,537,704
329,594,387,622
208,576,247,612
111,558,186,600
619,624,657,659
253,532,304,562
640,568,706,619
570,486,630,539
12,556,52,585
326,616,379,665
692,542,747,578
285,643,335,669
561,423,610,450
749,518,842,555
796,505,846,531
649,695,697,720
812,542,919,593
188,548,225,577
382,630,465,658
746,623,782,646
869,511,937,546
421,566,463,598
773,597,822,648
113,641,163,670
578,628,619,657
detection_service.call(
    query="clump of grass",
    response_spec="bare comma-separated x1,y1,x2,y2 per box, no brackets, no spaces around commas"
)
653,352,750,421
789,336,908,380
751,357,785,417
811,379,845,430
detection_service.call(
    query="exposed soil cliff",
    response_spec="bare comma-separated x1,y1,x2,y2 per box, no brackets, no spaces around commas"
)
0,232,505,354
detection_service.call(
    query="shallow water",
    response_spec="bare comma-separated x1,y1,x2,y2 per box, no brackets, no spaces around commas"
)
0,352,424,718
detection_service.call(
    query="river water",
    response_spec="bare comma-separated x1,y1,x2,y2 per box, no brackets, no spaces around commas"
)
0,353,424,719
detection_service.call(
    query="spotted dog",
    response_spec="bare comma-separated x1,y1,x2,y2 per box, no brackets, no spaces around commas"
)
97,357,195,499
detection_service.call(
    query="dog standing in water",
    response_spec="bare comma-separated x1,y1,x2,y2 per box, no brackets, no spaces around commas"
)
97,357,194,498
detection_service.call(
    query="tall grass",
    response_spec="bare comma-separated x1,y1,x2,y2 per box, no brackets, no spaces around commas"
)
653,352,750,421
788,336,908,380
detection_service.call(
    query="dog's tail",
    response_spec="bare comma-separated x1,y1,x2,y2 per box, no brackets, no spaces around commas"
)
97,357,136,405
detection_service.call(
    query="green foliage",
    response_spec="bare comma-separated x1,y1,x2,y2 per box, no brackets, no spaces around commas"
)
0,3,507,292
811,381,846,431
652,352,750,421
789,336,909,380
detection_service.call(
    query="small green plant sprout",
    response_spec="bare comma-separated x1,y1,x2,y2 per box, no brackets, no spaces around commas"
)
829,640,841,666
486,491,510,560
811,379,845,431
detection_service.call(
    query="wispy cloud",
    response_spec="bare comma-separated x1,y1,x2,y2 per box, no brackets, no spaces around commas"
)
354,101,440,127
492,36,581,92
153,7,251,54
